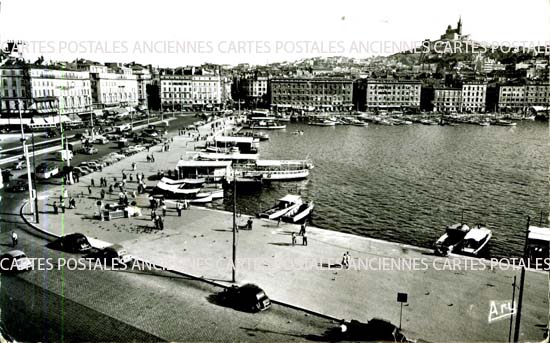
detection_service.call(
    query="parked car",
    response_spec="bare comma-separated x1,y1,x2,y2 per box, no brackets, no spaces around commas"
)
107,152,126,160
6,180,27,192
218,283,272,312
327,318,410,342
85,244,133,265
72,167,88,176
93,136,109,144
79,165,94,174
83,162,102,172
134,144,146,152
47,233,93,253
0,250,33,273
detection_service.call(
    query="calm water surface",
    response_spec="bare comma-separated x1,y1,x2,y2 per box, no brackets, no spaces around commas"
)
214,121,549,258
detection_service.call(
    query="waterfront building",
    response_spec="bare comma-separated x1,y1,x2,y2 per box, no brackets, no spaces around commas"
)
270,77,353,112
0,60,92,119
461,82,487,113
365,79,421,111
498,82,550,112
239,75,269,107
129,63,152,110
498,85,525,112
160,68,223,111
433,87,462,113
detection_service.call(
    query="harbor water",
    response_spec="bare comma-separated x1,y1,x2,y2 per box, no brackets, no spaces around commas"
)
213,121,549,258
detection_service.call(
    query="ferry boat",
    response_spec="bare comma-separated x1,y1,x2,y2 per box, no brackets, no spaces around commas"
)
250,120,286,130
258,195,303,220
455,225,492,256
281,201,314,223
177,160,233,183
434,223,471,256
235,159,314,182
206,136,259,154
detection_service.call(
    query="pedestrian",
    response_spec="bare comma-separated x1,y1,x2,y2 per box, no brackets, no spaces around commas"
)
122,172,127,181
176,202,182,217
146,155,151,163
53,201,58,214
88,185,92,195
291,232,297,246
342,252,350,269
247,217,253,230
161,203,167,217
129,174,133,182
100,189,105,200
152,215,158,230
302,232,308,246
69,197,76,209
91,178,95,187
151,208,157,221
11,231,17,247
132,162,136,171
299,223,306,236
158,215,164,230
108,184,113,194
60,199,66,213
277,217,282,227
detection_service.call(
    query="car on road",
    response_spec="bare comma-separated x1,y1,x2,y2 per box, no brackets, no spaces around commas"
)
218,283,272,312
107,152,126,160
81,161,102,172
47,233,93,253
6,180,28,192
105,133,121,141
0,250,33,272
80,147,98,155
79,165,94,174
133,144,146,152
14,160,27,170
85,244,133,265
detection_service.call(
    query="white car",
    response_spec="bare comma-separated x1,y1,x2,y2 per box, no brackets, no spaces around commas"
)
0,250,32,272
134,145,146,152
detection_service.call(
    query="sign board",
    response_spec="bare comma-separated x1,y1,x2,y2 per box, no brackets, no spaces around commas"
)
397,292,408,303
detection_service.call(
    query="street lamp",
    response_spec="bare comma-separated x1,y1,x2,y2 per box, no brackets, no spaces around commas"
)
17,100,35,220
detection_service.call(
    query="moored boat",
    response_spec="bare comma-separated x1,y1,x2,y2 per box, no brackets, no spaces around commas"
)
456,225,492,256
258,194,303,220
434,223,471,256
282,201,314,223
309,119,337,126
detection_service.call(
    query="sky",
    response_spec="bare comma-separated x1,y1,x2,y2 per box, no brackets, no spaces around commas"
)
0,0,549,66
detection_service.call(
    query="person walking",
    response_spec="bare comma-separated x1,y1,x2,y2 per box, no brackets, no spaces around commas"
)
342,252,350,269
60,199,66,213
302,232,308,246
151,208,157,221
91,178,95,187
176,202,182,217
100,188,105,200
291,232,297,246
88,185,92,195
11,231,17,247
53,201,58,214
158,215,164,230
132,162,136,171
299,223,306,236
247,217,253,230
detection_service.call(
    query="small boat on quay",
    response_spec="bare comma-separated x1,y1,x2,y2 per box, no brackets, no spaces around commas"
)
434,223,471,256
455,225,492,256
258,194,303,220
281,201,314,223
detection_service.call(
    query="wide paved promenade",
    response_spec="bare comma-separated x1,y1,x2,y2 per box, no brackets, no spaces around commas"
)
24,118,549,342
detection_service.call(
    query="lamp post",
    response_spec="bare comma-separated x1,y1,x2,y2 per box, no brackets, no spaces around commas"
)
31,130,39,223
18,100,35,219
231,167,238,283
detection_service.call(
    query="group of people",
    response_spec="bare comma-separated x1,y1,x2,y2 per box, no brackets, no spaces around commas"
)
52,195,77,214
146,154,156,163
291,222,308,246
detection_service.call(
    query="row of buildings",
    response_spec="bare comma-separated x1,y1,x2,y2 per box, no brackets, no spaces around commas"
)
0,59,232,120
1,58,548,121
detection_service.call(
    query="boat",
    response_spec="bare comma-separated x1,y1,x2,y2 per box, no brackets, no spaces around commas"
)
478,120,490,126
235,159,314,182
493,119,517,127
420,119,438,125
250,120,286,130
455,225,492,256
189,193,213,204
258,195,303,220
308,119,337,126
434,223,471,256
235,131,269,141
281,201,314,223
350,119,369,127
154,179,202,198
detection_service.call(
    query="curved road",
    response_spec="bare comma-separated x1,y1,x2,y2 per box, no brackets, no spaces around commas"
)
0,115,336,342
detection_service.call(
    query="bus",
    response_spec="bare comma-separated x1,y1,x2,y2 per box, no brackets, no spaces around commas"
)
36,162,59,180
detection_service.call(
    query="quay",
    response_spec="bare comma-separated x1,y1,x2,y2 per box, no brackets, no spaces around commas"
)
20,117,549,342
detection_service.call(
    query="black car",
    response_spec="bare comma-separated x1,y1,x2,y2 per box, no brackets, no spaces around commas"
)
47,233,93,253
6,181,27,192
326,318,410,342
218,283,271,312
